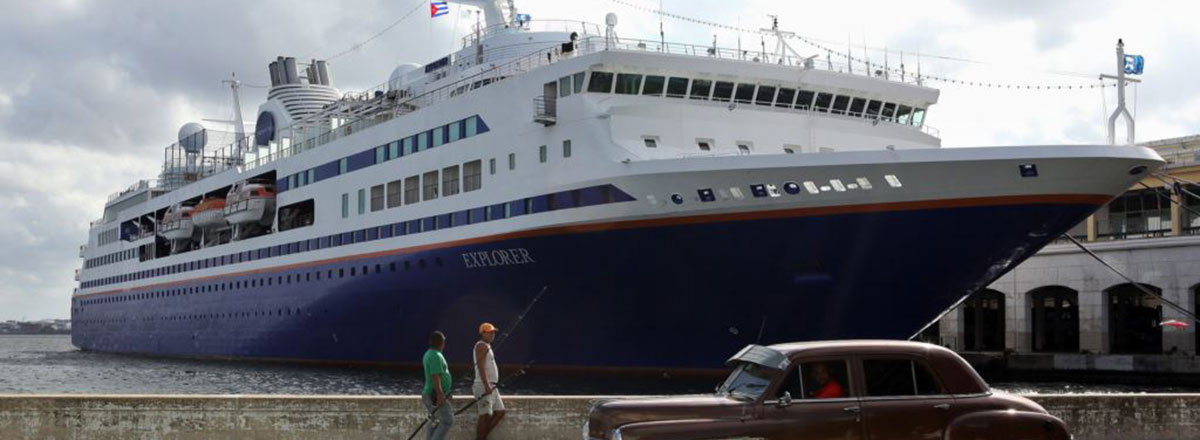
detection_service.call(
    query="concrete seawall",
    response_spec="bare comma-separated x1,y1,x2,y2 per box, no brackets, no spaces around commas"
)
0,394,1196,439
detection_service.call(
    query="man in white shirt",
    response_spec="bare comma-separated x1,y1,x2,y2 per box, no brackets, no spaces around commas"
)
473,322,506,440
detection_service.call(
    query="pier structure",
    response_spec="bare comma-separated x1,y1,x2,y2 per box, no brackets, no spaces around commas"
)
927,135,1200,364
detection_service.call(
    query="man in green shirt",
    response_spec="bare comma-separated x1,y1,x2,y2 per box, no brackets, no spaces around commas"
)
422,331,454,440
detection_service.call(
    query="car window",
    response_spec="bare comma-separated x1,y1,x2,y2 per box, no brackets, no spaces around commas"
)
777,360,851,399
863,359,942,397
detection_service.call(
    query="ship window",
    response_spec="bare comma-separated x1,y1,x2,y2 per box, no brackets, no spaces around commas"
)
734,84,756,104
784,146,796,154
643,137,658,148
307,169,315,184
696,139,712,151
830,179,847,192
856,177,873,190
449,121,462,142
423,170,439,201
642,75,665,96
884,174,903,188
463,160,482,192
865,100,882,119
403,137,415,155
387,180,402,208
896,105,914,125
559,76,572,97
341,193,349,218
433,126,445,147
615,73,643,94
755,86,776,106
830,95,850,115
712,81,735,102
466,116,480,137
357,189,366,214
587,71,614,93
539,145,547,163
737,142,752,154
804,181,820,194
370,185,385,211
375,146,386,164
508,152,516,170
562,140,572,158
489,158,496,175
848,98,867,117
389,141,400,159
417,131,429,151
573,72,585,94
404,175,420,204
911,109,926,126
813,93,833,112
442,165,460,196
339,158,348,174
689,79,712,100
665,77,689,98
775,88,796,108
881,103,897,122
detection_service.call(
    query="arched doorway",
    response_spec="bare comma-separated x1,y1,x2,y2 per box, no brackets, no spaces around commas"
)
963,289,1005,352
1107,283,1162,354
1029,286,1079,352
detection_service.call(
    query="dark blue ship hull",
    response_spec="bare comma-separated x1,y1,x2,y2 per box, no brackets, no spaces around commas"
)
72,196,1101,370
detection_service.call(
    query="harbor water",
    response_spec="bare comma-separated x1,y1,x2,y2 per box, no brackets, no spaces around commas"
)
3,335,1198,395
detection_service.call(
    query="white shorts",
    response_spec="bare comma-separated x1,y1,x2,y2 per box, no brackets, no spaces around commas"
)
471,382,505,415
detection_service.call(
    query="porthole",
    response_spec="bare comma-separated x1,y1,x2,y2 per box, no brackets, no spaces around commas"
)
783,182,801,195
670,194,684,205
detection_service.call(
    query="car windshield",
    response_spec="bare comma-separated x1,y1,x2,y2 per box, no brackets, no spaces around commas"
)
716,361,778,400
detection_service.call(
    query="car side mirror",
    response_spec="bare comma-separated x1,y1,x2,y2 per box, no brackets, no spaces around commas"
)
776,391,793,408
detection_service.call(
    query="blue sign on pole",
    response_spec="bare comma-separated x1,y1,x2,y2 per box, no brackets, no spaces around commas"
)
1124,54,1145,75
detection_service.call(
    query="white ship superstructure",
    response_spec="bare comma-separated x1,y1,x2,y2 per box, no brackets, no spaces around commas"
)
71,1,1163,369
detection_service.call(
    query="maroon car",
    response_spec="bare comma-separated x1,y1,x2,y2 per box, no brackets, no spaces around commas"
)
585,340,1070,440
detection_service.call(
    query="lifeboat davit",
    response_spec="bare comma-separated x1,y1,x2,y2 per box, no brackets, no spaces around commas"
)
158,204,195,241
225,181,276,226
192,197,228,229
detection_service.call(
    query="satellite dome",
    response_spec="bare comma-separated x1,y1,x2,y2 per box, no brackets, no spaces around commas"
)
605,12,618,27
388,63,422,91
178,122,207,154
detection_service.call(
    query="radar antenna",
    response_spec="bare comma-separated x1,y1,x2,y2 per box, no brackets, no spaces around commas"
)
760,15,803,65
221,73,247,161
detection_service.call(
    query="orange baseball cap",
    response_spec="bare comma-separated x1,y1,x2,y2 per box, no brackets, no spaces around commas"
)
479,322,498,334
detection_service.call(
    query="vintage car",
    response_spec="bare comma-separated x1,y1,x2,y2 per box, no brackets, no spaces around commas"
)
585,340,1070,440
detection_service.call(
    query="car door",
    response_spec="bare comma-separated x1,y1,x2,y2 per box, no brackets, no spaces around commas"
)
759,357,864,440
857,356,952,440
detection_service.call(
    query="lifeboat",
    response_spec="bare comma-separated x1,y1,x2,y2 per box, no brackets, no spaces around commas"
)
191,197,228,229
158,204,195,241
225,181,276,226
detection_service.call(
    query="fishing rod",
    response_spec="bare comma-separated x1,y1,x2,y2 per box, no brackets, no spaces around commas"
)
404,285,551,440
404,361,535,440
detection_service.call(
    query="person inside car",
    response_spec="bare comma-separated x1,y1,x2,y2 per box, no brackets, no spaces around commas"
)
809,362,845,398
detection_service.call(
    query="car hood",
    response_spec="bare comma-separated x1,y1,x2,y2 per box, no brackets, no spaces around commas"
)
588,395,753,437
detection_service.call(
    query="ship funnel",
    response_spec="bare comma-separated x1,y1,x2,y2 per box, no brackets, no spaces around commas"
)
282,57,299,84
316,60,331,86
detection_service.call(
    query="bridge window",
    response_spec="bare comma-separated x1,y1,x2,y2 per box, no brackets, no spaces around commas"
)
665,77,689,98
830,95,850,115
813,93,833,112
573,72,585,93
558,76,572,97
795,90,815,110
775,88,796,108
734,84,756,104
911,108,926,126
689,79,712,100
712,81,735,102
865,100,882,119
615,73,642,94
896,105,914,124
588,71,614,93
755,86,776,106
881,103,897,122
642,75,665,96
848,98,866,117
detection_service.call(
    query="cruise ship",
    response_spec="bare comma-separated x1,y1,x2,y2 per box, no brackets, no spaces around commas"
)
72,1,1164,370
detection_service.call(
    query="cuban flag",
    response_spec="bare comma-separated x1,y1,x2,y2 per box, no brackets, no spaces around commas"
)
430,1,449,18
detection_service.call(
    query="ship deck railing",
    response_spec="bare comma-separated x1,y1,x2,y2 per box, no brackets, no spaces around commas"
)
148,32,938,195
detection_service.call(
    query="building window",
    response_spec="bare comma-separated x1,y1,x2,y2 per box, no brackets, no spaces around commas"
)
423,170,439,201
489,158,496,175
442,165,460,196
357,189,366,214
563,140,572,158
341,193,349,218
387,180,402,208
539,145,547,163
404,175,420,205
370,185,385,211
508,153,516,170
463,160,482,192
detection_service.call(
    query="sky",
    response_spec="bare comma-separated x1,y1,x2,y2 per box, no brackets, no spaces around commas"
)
0,0,1197,321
